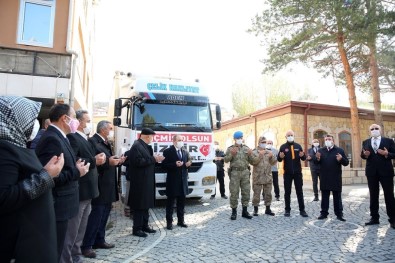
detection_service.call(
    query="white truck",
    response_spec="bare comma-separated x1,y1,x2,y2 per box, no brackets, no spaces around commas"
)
113,72,222,199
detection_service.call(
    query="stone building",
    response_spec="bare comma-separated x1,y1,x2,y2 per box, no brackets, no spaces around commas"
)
214,101,395,185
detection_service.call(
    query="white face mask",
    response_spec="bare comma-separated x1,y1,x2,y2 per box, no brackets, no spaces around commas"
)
287,136,294,143
259,143,266,149
108,130,114,138
371,129,380,138
313,143,319,147
235,139,243,145
325,140,333,147
213,144,219,150
176,141,184,149
83,123,92,135
266,144,272,149
29,119,40,141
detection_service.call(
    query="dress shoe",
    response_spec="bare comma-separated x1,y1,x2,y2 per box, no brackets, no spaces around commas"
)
300,211,308,217
276,197,280,201
337,216,346,222
210,195,215,199
317,214,327,220
365,219,380,226
221,195,228,199
82,249,96,258
166,224,173,230
93,242,115,249
284,211,290,217
142,226,157,233
390,222,395,229
132,230,148,237
313,196,319,201
177,222,188,228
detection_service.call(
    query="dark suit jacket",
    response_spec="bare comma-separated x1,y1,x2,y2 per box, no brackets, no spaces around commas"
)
67,132,99,201
35,125,80,221
361,137,395,177
162,146,191,197
307,146,320,172
89,133,119,205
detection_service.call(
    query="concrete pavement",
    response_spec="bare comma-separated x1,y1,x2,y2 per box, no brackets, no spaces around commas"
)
84,180,395,263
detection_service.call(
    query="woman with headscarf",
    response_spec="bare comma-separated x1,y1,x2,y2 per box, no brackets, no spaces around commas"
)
0,96,64,263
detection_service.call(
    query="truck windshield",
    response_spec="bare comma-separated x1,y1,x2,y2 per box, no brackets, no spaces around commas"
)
133,101,212,132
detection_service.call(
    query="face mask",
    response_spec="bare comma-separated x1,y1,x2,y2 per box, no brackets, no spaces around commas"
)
287,136,294,143
66,116,79,133
213,145,219,150
371,130,380,138
83,124,92,135
259,143,266,149
313,143,319,147
235,139,242,145
325,140,333,147
266,144,272,150
176,141,184,149
28,119,40,141
108,130,114,138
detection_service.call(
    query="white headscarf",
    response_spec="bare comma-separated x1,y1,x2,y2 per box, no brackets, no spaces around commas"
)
0,96,41,148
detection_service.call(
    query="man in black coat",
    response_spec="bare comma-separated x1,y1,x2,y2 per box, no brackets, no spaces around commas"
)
314,135,349,221
128,128,164,237
81,120,125,255
61,110,106,261
277,130,308,217
210,141,227,199
162,134,192,230
35,103,89,260
307,138,321,201
361,123,395,228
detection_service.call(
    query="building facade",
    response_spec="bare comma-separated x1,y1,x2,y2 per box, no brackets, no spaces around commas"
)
0,0,97,121
214,101,395,184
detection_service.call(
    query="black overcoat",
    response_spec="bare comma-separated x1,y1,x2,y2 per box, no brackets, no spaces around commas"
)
127,139,156,209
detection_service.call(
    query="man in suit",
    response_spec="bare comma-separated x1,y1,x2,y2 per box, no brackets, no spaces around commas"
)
162,135,192,230
361,123,395,228
61,110,106,262
29,118,50,149
128,128,164,237
307,139,321,201
81,120,125,255
35,103,89,261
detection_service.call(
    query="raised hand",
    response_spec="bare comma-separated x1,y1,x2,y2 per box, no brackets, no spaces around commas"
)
362,149,371,157
377,147,388,157
279,152,285,159
76,159,90,177
44,153,64,177
336,153,342,161
95,152,106,165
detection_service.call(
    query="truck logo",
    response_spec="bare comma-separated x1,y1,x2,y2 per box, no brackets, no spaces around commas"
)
199,144,211,156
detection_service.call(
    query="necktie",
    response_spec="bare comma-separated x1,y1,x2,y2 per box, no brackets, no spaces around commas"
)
177,150,182,160
373,138,378,153
291,145,295,159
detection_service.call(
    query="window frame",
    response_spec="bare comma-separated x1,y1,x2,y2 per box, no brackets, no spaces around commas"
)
17,0,56,48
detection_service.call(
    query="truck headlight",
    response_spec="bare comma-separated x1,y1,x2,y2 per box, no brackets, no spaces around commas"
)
202,176,216,186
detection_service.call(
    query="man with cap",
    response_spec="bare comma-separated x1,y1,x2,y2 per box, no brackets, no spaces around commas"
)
224,131,259,220
128,128,164,237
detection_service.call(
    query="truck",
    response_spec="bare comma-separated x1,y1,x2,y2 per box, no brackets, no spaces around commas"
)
112,72,222,199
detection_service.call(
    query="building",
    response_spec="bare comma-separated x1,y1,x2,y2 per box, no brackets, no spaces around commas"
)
214,101,395,184
0,0,98,121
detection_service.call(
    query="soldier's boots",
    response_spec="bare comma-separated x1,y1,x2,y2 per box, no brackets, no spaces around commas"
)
230,208,237,220
265,206,275,216
242,206,253,219
253,206,259,216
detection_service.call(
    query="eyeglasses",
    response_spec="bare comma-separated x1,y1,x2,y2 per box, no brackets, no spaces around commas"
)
370,127,379,131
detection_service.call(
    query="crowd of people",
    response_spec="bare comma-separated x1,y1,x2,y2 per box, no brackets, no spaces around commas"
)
1,95,395,263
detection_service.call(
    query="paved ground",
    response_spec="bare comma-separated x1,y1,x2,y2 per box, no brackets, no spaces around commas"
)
85,178,395,263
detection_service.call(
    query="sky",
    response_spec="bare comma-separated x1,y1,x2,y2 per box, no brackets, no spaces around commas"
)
93,0,393,111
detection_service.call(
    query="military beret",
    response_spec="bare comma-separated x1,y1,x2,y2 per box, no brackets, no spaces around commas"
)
141,128,156,135
233,131,243,139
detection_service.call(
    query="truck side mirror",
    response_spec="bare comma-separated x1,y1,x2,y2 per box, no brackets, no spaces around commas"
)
114,99,122,116
215,105,221,121
113,117,121,126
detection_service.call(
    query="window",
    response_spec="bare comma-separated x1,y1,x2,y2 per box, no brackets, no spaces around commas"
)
313,130,328,148
338,131,352,166
17,0,56,47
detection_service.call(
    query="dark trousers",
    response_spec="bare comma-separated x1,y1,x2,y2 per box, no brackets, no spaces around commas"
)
56,220,68,262
81,203,111,250
283,173,305,212
272,171,280,198
320,190,343,216
310,169,320,196
166,196,186,223
212,170,225,196
133,209,149,231
367,175,395,222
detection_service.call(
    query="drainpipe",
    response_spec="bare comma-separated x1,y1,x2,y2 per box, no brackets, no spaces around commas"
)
66,0,78,107
304,104,311,166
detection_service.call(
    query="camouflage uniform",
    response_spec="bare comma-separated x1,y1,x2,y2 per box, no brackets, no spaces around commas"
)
224,144,259,209
251,148,277,207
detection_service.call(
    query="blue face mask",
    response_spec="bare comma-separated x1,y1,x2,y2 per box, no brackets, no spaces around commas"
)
259,143,266,148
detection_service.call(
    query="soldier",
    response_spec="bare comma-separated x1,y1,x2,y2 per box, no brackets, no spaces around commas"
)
252,136,277,216
224,131,259,220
